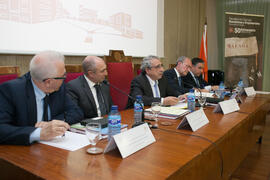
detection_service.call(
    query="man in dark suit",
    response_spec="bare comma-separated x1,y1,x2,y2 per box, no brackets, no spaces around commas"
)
0,51,83,145
182,57,218,92
163,56,192,94
66,56,112,118
127,55,186,107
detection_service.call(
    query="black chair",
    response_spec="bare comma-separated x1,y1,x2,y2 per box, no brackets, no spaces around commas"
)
208,70,224,85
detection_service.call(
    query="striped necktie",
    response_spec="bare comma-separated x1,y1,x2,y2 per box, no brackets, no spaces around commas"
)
154,81,160,98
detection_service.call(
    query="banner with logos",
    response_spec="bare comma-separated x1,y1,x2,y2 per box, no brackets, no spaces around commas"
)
224,12,264,90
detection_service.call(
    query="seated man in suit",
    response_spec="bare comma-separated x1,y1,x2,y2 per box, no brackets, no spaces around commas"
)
0,50,83,145
163,56,192,94
182,57,218,92
127,55,186,107
66,56,112,118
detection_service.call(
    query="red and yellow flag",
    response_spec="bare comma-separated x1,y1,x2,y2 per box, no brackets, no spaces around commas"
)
199,24,208,81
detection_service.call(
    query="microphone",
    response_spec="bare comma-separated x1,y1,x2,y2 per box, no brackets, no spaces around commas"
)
102,80,146,128
181,80,203,97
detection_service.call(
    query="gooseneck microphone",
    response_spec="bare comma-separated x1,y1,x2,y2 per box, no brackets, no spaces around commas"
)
181,80,203,97
103,80,145,128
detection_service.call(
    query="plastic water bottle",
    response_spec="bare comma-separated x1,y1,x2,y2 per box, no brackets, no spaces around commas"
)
238,79,244,88
134,95,144,124
237,79,244,93
219,81,225,90
219,81,225,98
108,105,121,141
187,89,196,112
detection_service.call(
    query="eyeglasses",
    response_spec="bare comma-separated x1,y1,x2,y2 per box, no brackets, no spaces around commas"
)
43,73,67,82
182,63,192,69
151,64,164,69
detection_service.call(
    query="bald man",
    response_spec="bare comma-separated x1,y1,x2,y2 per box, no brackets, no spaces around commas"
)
0,50,83,145
66,56,113,119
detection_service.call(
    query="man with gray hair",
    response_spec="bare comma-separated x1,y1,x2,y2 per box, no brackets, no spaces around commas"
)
66,56,112,118
163,56,192,94
0,50,83,145
127,55,186,107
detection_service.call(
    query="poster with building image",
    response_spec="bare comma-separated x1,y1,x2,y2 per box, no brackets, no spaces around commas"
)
224,12,264,90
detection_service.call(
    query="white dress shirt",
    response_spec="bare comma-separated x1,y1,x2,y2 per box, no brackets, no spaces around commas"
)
84,75,102,117
146,75,164,104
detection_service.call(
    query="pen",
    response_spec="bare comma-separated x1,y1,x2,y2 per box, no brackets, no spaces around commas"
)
62,112,66,137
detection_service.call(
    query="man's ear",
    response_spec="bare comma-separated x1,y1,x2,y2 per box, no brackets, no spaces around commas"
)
87,70,94,77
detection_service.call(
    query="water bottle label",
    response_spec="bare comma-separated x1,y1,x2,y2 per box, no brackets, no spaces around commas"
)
134,103,143,112
108,115,121,125
188,96,195,101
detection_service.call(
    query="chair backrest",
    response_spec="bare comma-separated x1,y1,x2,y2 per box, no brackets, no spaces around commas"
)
133,64,142,76
0,66,20,84
104,50,134,110
169,64,176,69
65,64,83,83
208,70,224,85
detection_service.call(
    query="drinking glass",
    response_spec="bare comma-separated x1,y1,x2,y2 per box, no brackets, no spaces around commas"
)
198,95,207,109
85,123,103,154
215,89,223,98
151,102,161,128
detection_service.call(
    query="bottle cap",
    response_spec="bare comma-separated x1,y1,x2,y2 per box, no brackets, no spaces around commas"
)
136,95,142,100
111,105,118,110
189,89,194,93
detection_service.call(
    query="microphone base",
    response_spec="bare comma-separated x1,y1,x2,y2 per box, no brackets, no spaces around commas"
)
132,121,145,128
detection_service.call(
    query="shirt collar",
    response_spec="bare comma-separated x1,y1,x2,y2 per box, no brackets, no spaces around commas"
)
31,79,46,100
146,74,158,86
189,71,196,78
174,68,180,78
84,75,96,88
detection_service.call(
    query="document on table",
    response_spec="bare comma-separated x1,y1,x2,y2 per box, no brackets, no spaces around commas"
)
40,131,90,151
256,91,270,94
194,91,214,97
145,106,189,117
171,101,187,109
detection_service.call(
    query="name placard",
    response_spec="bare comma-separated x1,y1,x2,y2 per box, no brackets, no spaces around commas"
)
104,123,156,158
244,87,256,96
177,109,209,132
213,99,240,114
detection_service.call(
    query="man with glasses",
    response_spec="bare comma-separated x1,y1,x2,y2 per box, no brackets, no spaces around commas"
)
0,50,83,145
182,57,218,92
66,56,112,118
127,55,186,107
163,56,192,94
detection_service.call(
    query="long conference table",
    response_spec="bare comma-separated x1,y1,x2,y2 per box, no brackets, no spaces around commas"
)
0,94,269,180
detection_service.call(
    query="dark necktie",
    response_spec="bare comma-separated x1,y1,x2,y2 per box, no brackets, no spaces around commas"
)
178,77,182,87
43,95,49,121
94,84,107,116
195,77,200,88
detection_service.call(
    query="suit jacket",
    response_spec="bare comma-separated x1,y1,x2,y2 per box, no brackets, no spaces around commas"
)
0,72,83,145
163,68,190,94
66,75,113,118
127,73,181,108
182,72,208,90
